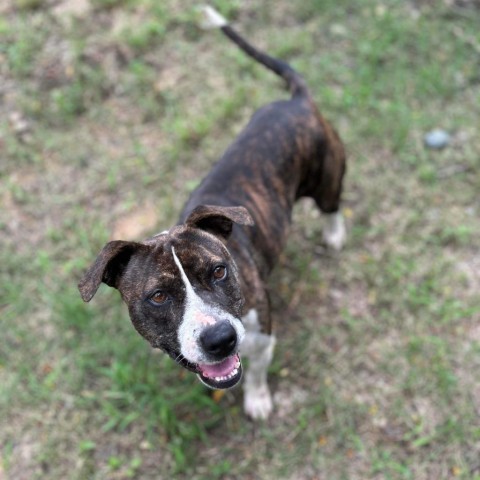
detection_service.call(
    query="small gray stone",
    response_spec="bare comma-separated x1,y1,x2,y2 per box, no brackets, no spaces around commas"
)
424,129,451,149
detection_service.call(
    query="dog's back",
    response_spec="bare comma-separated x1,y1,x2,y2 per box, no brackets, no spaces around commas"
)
182,7,347,279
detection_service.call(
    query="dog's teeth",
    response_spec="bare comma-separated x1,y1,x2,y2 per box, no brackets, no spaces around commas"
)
213,368,240,383
210,361,243,384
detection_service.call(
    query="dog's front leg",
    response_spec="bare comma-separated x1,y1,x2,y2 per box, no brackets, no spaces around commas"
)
240,309,276,420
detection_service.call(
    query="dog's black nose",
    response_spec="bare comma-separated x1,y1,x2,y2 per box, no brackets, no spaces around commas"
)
200,321,237,359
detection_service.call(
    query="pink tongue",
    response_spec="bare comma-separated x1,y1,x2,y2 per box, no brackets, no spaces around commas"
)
199,355,237,378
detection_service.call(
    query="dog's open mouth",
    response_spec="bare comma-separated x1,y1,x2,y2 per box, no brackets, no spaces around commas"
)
197,354,242,389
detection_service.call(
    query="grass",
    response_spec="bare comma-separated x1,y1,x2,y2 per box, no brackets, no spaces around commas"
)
1,0,480,478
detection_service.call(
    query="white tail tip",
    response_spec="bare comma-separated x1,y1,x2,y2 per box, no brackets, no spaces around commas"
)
198,5,228,29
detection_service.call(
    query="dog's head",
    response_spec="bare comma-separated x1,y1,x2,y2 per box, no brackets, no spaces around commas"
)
79,205,254,389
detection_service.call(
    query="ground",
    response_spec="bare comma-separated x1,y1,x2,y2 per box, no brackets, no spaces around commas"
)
1,0,480,479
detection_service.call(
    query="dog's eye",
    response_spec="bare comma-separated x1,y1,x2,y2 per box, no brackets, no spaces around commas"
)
149,291,169,305
212,265,227,281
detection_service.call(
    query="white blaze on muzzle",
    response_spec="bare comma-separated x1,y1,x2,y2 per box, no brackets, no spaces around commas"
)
171,247,245,365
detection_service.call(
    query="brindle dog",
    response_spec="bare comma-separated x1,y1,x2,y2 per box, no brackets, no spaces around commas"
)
78,6,346,419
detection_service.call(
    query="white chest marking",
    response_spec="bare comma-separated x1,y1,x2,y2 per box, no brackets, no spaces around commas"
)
240,309,275,356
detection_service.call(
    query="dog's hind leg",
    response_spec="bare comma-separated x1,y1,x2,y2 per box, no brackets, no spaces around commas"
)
313,135,347,251
322,210,346,251
240,309,276,420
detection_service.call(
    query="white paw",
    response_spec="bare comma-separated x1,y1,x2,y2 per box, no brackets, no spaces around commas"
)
244,385,273,420
323,227,346,251
323,212,346,251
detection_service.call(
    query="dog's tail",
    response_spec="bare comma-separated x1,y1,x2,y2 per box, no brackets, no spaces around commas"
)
199,5,309,98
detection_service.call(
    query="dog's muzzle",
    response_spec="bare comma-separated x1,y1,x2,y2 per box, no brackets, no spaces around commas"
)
196,321,243,389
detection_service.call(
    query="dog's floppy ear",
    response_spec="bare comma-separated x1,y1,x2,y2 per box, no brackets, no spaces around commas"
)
78,240,143,302
185,205,254,243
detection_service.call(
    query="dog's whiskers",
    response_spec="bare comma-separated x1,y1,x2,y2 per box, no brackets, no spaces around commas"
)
174,352,187,364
